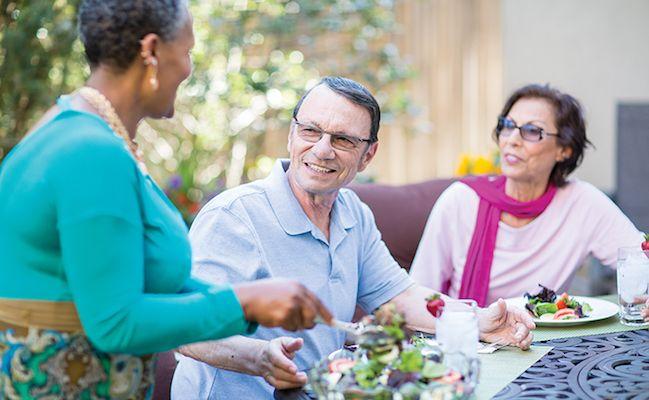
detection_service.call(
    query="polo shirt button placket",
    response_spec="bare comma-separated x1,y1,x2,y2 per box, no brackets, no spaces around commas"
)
329,250,342,282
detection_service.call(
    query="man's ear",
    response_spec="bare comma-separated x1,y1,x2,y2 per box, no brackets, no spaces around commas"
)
357,141,378,172
287,124,295,153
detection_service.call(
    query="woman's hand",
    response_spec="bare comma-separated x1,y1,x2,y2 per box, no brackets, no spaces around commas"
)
478,298,536,349
643,297,649,323
234,278,332,331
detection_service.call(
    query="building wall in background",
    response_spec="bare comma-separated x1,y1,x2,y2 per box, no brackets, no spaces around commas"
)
502,0,649,193
367,0,503,184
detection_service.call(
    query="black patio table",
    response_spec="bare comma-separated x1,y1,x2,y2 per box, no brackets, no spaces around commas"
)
276,329,649,400
494,329,649,400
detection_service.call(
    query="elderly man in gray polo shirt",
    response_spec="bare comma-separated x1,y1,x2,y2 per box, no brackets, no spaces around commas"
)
172,76,535,399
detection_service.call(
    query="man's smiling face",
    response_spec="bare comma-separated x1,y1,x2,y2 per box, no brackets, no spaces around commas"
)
286,84,377,198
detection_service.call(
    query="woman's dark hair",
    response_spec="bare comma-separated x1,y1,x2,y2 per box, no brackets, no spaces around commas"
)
78,0,188,71
495,84,592,187
292,76,381,143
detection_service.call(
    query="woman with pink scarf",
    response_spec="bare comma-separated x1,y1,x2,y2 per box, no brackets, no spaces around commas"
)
410,84,644,311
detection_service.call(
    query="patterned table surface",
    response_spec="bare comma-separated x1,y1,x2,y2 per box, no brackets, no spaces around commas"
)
276,329,649,400
493,329,649,400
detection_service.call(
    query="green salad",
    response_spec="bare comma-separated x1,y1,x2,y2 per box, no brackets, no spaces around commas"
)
307,303,470,400
524,284,592,320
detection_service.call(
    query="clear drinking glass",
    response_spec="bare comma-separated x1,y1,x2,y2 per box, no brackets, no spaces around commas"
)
435,299,481,393
617,246,649,326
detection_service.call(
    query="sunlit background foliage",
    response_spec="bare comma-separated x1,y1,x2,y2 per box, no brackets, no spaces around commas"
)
0,0,85,153
0,0,414,223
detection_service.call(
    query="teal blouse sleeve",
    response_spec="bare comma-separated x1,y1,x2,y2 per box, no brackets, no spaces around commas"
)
51,124,252,354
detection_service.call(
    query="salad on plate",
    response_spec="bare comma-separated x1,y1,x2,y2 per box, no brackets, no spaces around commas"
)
524,284,592,321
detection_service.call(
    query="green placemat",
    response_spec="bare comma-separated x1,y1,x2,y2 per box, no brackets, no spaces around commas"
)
475,345,553,400
532,295,649,342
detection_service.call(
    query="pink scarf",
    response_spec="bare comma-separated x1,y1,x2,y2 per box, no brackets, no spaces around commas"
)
458,175,557,306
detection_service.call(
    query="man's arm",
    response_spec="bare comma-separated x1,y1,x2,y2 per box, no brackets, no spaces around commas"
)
182,205,329,389
391,284,535,349
179,335,308,389
179,336,263,376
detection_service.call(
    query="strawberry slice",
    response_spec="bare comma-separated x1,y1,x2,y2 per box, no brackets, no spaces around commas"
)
426,294,445,318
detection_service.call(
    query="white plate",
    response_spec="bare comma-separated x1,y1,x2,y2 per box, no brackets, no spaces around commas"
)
504,296,619,326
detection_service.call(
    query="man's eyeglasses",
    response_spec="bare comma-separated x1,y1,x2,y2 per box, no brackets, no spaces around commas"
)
496,117,560,143
292,118,373,151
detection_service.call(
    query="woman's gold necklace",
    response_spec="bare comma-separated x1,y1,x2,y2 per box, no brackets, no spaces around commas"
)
77,86,148,174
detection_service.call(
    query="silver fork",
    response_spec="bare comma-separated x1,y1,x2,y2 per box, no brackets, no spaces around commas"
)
477,340,508,354
314,316,365,337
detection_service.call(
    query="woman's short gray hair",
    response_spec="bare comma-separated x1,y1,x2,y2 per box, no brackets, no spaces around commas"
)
78,0,189,71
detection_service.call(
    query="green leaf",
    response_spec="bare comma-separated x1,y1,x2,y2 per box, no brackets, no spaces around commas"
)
384,325,405,340
421,361,446,379
352,359,383,388
396,349,423,373
534,302,558,317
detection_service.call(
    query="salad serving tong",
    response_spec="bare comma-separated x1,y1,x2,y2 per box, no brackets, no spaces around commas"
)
314,315,365,337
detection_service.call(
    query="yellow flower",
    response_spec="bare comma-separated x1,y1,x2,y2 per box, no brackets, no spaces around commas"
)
455,154,471,176
454,151,501,176
473,156,494,175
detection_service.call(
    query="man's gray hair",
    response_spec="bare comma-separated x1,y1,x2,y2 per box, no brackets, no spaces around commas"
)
292,76,381,142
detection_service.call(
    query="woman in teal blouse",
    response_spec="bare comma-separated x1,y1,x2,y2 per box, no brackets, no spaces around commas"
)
0,1,330,398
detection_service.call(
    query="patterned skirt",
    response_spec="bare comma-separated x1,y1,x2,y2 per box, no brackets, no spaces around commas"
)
0,327,156,399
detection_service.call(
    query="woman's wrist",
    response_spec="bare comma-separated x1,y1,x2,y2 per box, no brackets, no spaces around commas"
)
232,282,256,323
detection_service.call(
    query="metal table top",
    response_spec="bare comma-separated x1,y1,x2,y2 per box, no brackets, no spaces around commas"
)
494,329,649,400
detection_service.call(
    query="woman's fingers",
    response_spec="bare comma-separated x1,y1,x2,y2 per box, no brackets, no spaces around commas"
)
310,291,333,324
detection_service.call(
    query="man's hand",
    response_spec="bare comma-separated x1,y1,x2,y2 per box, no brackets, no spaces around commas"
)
234,278,333,331
256,337,307,389
642,297,649,323
478,298,535,349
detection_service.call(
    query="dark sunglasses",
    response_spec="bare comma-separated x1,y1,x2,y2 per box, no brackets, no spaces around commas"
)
496,117,559,142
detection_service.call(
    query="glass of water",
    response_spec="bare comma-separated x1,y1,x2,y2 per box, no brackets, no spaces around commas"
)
617,246,649,326
435,299,480,393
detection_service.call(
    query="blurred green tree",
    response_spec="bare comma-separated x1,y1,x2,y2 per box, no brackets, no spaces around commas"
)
0,0,85,159
1,0,413,224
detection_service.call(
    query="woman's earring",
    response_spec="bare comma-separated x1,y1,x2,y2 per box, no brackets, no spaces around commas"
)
141,51,159,91
148,58,159,91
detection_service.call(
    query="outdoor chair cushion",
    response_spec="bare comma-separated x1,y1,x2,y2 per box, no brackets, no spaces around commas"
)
348,178,455,272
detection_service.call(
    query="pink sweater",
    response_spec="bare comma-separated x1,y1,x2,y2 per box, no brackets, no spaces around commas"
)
410,179,644,304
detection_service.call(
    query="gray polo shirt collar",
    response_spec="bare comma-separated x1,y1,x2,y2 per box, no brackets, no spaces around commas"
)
264,159,357,238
